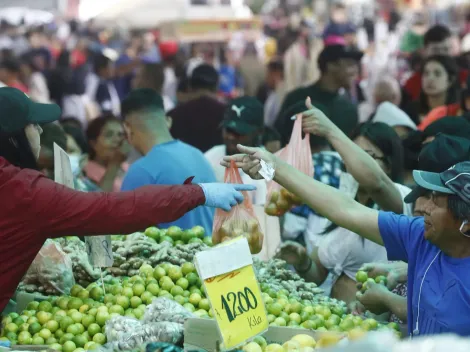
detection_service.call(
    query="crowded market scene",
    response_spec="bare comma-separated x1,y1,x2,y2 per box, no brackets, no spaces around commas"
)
1,0,470,351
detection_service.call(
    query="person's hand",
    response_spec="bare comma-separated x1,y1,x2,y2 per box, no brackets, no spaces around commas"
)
221,145,277,180
301,97,338,138
349,300,366,316
109,141,131,165
355,282,389,315
199,183,256,211
359,262,408,290
275,240,308,267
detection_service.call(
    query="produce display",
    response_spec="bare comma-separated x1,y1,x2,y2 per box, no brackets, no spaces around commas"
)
265,188,303,217
242,333,343,352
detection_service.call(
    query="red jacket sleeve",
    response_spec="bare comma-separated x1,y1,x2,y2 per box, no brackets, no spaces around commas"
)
24,171,206,238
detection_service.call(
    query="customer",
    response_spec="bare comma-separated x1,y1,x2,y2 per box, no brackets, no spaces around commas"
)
120,89,217,234
205,96,267,205
0,59,28,93
276,44,362,146
168,64,225,152
224,101,470,336
264,60,286,128
84,116,129,191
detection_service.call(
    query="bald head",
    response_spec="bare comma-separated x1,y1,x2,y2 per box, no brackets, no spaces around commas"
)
373,76,401,106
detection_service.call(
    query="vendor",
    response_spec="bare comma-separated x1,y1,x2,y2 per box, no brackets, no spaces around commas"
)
223,98,470,337
0,87,255,312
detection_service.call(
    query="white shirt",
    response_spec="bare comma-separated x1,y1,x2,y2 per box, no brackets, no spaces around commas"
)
205,144,267,206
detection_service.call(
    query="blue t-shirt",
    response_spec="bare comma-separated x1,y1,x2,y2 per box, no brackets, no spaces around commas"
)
378,212,470,337
121,140,216,235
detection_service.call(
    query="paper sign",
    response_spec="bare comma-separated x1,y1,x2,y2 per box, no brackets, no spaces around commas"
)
54,143,74,189
53,143,113,268
194,237,268,350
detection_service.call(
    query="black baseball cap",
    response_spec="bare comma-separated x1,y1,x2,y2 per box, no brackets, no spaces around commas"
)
318,44,363,66
423,117,470,140
0,87,61,134
413,161,470,206
221,96,264,135
404,134,470,203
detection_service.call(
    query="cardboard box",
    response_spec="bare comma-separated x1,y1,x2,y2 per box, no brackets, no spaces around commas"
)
184,318,344,351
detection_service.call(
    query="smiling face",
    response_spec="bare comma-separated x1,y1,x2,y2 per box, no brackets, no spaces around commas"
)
422,60,451,96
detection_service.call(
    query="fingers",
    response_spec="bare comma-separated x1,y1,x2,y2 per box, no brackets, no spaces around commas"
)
232,190,244,203
222,154,247,163
305,96,314,110
237,144,259,155
232,184,257,191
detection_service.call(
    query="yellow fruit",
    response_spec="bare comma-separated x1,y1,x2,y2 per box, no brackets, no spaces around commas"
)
348,328,367,341
291,334,316,348
316,332,342,348
265,344,284,352
242,342,263,352
282,340,301,352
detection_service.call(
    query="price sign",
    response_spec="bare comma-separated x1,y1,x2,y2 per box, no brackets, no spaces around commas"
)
194,237,268,350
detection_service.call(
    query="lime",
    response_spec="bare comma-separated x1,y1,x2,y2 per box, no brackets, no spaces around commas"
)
17,331,32,345
167,226,183,241
37,301,52,313
355,271,368,283
87,323,101,337
92,333,106,345
62,340,76,352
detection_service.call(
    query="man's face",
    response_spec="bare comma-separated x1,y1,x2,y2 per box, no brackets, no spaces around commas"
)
223,128,258,156
331,58,358,89
425,38,453,57
421,192,461,246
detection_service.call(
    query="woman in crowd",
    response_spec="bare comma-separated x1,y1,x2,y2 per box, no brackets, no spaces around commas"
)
414,55,461,127
278,100,411,304
20,55,50,103
84,116,129,191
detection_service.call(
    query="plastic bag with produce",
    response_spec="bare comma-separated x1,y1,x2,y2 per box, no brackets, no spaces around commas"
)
212,161,264,254
265,115,313,216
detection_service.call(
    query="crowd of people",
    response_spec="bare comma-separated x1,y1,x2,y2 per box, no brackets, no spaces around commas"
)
0,0,470,339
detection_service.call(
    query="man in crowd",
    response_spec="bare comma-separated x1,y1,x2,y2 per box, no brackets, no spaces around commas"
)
353,134,470,324
132,62,175,112
275,44,361,145
205,96,267,205
228,102,470,336
0,59,28,93
264,60,286,128
168,64,225,153
403,24,469,102
120,88,217,235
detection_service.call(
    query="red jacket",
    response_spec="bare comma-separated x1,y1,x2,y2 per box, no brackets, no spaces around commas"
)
0,158,205,311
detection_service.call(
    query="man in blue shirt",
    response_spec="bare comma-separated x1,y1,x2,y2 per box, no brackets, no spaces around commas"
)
225,104,470,337
120,88,217,235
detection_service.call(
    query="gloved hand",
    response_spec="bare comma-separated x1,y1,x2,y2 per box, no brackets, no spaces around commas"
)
199,183,256,211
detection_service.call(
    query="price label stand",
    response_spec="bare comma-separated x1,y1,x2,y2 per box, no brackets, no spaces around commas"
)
194,237,268,350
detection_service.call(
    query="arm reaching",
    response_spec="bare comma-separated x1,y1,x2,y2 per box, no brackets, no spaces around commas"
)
222,145,383,245
302,97,404,213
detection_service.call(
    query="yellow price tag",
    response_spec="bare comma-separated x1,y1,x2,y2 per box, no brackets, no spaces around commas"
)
195,237,268,350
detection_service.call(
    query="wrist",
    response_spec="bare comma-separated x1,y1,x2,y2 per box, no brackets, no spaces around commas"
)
294,256,312,274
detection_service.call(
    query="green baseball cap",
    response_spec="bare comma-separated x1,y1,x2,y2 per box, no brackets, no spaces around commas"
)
221,96,264,135
0,87,61,134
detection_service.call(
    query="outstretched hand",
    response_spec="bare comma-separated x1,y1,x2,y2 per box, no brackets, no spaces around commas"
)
221,145,277,180
301,97,337,138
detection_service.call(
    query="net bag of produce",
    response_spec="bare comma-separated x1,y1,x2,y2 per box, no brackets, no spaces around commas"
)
212,161,264,254
265,115,313,216
21,240,75,295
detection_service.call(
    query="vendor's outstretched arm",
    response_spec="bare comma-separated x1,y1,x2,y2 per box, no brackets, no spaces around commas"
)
275,159,383,245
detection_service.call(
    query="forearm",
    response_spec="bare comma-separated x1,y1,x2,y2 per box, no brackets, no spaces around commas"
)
383,290,408,322
327,129,403,213
44,184,205,237
274,159,383,245
295,255,328,285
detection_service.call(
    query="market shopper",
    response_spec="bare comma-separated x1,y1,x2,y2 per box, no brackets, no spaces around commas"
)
223,99,470,336
0,87,255,312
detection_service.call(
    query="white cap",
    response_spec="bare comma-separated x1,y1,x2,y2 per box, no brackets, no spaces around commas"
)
372,102,417,131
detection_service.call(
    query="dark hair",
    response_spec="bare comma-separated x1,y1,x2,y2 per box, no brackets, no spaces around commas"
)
190,64,219,91
423,25,452,46
40,123,68,151
351,122,404,183
86,115,122,160
0,59,21,73
0,130,38,169
262,126,281,145
267,60,284,74
448,195,470,221
141,63,165,93
121,88,165,118
94,54,111,74
61,116,83,130
419,55,460,115
62,124,89,154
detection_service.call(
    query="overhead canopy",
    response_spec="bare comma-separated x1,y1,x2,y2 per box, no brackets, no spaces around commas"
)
91,0,253,29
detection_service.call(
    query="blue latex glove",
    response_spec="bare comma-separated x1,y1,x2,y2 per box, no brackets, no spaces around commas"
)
199,183,256,211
